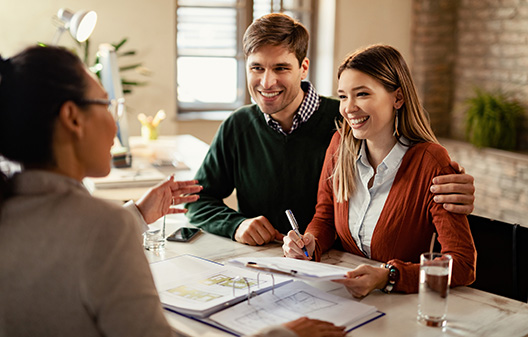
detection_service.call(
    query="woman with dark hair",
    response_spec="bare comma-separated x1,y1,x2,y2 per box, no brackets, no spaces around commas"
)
283,44,476,297
0,46,345,337
0,45,200,337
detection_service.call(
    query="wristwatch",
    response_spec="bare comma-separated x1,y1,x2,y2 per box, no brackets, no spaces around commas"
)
381,263,399,293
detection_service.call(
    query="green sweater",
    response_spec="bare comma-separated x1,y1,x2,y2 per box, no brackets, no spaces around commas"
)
185,96,341,239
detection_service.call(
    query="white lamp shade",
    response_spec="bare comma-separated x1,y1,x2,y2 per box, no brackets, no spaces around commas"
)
57,8,97,43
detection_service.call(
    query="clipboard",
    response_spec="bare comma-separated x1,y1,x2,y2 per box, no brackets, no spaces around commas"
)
209,280,384,336
245,261,299,276
149,255,384,336
227,256,349,281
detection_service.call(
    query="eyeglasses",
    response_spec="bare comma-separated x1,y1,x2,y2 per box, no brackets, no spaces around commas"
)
76,98,125,121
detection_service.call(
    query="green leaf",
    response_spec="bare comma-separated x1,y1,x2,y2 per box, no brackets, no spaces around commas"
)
118,51,136,57
122,80,148,86
119,63,143,72
112,38,128,51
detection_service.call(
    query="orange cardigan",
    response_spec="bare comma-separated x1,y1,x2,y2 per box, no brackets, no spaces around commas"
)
308,133,477,293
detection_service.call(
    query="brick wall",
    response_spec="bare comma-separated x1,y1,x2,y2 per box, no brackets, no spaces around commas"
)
412,0,528,150
412,0,528,224
453,0,528,150
441,138,528,225
411,0,457,137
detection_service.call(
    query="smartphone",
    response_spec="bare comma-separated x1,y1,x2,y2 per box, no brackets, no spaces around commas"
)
166,227,201,242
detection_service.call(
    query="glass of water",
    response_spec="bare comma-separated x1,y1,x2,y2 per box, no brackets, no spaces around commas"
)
143,216,166,251
417,252,453,327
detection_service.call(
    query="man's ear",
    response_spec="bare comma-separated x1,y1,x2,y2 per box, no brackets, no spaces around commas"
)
394,87,404,110
300,57,309,80
57,101,84,138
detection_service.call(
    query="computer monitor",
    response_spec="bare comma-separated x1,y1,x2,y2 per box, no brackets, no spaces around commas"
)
97,43,132,167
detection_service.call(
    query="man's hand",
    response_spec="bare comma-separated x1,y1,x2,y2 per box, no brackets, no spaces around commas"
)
283,317,346,337
430,160,475,215
136,177,202,224
234,216,283,245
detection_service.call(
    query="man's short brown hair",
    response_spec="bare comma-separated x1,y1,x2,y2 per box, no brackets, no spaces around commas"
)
243,13,309,66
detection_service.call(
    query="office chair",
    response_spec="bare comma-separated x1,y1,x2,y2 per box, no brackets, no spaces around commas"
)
467,214,523,301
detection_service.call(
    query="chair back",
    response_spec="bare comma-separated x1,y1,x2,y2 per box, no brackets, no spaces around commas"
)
468,214,526,302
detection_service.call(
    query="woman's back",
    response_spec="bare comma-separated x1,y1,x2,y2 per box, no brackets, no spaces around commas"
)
0,170,172,337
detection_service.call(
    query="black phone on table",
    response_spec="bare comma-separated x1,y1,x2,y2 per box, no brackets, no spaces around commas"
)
166,227,201,242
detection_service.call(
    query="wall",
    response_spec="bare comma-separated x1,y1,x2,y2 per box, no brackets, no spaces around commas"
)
411,0,528,150
411,0,457,137
0,1,415,143
411,0,528,223
441,138,528,225
333,0,413,95
2,1,526,222
0,0,178,137
452,0,528,150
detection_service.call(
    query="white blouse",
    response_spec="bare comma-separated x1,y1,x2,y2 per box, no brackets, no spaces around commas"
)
348,139,409,258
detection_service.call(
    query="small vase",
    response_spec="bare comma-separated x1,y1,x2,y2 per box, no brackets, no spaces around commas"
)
141,124,159,141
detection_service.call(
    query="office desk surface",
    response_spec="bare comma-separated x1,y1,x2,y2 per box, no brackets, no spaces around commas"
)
93,135,528,336
145,215,528,337
91,135,208,202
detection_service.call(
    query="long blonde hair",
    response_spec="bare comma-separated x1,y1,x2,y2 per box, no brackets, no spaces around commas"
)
333,44,439,202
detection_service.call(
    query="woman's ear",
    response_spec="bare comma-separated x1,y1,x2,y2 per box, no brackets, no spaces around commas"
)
57,101,84,138
394,87,404,110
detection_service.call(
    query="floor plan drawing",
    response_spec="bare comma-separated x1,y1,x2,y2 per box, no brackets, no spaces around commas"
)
276,290,336,314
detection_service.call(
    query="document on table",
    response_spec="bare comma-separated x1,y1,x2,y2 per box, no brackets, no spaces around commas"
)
149,255,293,318
226,256,349,281
209,280,381,335
86,166,166,189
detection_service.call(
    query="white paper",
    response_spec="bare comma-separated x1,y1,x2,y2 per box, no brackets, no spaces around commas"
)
87,166,166,189
209,281,378,335
226,256,349,281
149,255,293,318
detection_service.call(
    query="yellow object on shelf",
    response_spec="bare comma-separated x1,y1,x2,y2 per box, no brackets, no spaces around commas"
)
138,109,166,141
141,124,159,140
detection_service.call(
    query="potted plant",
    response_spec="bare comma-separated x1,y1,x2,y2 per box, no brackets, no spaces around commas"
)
465,88,524,150
89,37,150,95
39,37,149,95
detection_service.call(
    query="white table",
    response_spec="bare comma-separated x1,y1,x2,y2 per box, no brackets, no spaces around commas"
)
91,135,209,202
93,134,528,336
146,215,528,337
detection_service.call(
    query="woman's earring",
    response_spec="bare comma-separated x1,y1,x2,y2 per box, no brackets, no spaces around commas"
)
393,110,400,137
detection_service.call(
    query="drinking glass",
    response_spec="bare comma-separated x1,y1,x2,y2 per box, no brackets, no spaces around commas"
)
143,229,165,250
143,216,166,251
417,252,453,327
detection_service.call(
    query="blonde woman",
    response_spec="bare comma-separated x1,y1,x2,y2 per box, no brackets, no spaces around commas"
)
283,45,476,296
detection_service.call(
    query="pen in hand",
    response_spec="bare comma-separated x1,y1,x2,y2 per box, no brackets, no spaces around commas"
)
285,209,309,258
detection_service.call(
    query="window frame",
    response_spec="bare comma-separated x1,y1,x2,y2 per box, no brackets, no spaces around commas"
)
175,0,315,114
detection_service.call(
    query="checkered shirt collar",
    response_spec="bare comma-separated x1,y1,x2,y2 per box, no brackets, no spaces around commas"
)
264,81,321,135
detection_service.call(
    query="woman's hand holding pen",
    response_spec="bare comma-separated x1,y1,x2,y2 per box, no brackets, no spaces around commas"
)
283,231,315,260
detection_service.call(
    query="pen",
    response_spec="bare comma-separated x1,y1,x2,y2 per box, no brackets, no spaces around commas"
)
162,215,166,239
246,262,298,276
285,209,309,258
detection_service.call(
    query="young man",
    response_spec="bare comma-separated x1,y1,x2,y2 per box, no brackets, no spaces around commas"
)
185,13,475,246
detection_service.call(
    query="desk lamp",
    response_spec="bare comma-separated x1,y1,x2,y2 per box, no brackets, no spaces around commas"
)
52,8,97,45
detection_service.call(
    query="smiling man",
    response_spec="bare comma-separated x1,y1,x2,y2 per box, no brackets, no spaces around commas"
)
185,13,476,246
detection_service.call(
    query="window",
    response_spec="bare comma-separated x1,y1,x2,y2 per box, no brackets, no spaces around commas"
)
176,0,315,113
